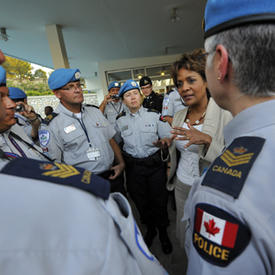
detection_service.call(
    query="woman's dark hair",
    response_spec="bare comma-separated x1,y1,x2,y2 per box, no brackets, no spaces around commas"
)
172,48,207,87
171,48,210,98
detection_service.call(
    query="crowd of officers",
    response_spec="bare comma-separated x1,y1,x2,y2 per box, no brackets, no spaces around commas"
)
1,0,275,273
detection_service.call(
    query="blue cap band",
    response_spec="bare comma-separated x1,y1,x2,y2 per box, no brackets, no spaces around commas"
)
48,68,81,90
9,87,27,99
0,66,6,86
204,0,275,38
118,79,139,97
108,81,121,91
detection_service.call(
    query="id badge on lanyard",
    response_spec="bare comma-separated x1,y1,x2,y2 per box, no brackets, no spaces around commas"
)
86,147,101,161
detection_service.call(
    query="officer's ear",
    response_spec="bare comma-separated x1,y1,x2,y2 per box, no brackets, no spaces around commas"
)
53,89,62,100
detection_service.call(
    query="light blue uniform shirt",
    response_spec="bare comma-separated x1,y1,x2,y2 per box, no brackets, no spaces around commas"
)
39,103,115,174
0,160,168,275
185,100,275,275
115,106,171,158
104,100,125,127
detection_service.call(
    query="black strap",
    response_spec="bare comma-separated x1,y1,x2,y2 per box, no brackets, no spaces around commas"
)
9,131,53,162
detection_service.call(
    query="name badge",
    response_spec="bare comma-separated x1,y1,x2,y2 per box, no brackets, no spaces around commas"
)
87,147,101,161
64,124,76,134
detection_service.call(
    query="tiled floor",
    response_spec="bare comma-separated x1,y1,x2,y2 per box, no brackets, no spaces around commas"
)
130,193,187,275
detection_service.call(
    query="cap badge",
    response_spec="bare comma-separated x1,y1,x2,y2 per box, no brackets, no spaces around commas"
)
131,81,137,86
74,72,81,80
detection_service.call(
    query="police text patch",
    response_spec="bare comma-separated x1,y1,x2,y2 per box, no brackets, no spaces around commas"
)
193,203,251,267
202,136,265,198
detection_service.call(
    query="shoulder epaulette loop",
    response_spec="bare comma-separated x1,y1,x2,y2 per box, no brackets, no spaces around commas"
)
116,111,126,120
147,108,160,114
85,104,99,109
43,112,58,125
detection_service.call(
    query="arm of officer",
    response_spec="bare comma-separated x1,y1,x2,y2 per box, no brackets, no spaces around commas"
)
38,125,62,162
109,138,125,180
99,94,112,114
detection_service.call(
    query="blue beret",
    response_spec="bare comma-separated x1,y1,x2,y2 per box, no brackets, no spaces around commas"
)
108,81,121,91
9,87,27,99
205,0,275,38
118,79,140,97
0,66,6,86
48,68,81,90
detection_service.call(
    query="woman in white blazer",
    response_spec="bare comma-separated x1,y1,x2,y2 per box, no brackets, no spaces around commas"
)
167,49,232,247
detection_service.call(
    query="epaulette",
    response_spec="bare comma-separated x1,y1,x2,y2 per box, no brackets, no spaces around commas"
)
147,108,160,114
166,89,174,95
0,158,110,200
116,111,126,120
85,104,99,109
43,112,58,125
202,136,265,199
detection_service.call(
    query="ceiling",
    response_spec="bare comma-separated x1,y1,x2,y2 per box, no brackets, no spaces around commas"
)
0,0,205,79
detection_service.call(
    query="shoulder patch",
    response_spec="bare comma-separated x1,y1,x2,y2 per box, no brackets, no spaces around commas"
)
116,110,126,120
193,203,251,267
147,108,160,114
85,104,99,109
202,136,265,198
0,158,110,200
43,112,58,125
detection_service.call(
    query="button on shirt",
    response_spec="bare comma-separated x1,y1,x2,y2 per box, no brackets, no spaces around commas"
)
185,100,275,275
39,103,116,174
115,106,171,158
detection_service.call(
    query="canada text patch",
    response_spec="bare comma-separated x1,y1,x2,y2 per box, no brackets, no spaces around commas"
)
193,203,251,267
202,136,265,198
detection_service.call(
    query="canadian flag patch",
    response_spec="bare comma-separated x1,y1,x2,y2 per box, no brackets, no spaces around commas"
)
192,203,251,267
195,207,239,248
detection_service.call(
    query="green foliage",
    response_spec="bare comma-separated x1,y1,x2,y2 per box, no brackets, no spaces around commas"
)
34,69,47,79
2,56,32,80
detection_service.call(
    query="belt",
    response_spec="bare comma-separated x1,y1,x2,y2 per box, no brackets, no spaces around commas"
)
122,150,162,166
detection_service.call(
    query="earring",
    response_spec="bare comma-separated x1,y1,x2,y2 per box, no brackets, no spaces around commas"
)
217,75,221,80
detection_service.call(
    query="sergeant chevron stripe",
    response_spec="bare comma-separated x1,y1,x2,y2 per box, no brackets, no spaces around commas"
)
42,163,80,178
221,150,254,167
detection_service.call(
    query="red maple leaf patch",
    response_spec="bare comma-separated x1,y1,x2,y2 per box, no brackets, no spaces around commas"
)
204,219,220,236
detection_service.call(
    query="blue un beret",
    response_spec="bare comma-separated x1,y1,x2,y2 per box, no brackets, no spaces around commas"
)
118,79,140,97
48,68,81,90
0,66,6,86
108,81,121,91
204,0,275,38
9,87,27,100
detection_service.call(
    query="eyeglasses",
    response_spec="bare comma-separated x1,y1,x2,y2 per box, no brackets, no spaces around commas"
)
61,83,84,91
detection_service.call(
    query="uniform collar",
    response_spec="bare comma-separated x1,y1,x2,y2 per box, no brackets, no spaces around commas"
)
56,103,84,117
129,105,144,117
224,99,275,145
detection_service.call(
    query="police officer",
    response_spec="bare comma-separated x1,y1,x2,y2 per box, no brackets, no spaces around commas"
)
161,88,186,126
140,76,163,113
0,57,167,274
9,87,41,141
184,0,275,274
39,68,126,194
115,79,173,254
99,81,125,127
0,68,48,161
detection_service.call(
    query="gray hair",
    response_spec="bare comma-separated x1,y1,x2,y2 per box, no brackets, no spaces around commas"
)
205,24,275,97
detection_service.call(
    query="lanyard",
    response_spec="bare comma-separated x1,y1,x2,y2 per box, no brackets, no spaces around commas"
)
8,133,27,158
110,101,123,114
76,117,92,148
